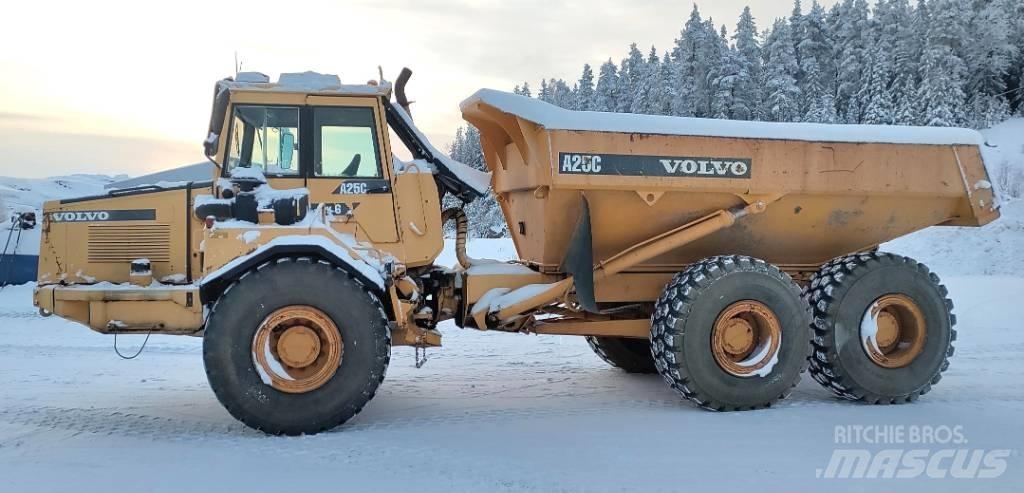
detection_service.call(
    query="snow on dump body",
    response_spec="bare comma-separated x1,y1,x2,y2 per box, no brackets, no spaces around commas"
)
461,89,986,147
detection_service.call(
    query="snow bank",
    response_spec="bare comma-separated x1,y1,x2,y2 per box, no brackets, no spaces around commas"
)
462,89,986,146
883,199,1023,276
979,118,1024,200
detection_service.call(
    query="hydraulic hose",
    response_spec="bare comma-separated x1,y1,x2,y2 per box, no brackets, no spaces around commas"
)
441,208,471,269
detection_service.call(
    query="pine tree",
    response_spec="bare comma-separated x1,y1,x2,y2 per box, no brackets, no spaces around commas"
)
713,44,743,119
1010,0,1024,114
918,0,970,127
514,82,532,98
799,1,835,120
964,0,1017,126
594,59,619,112
762,19,803,122
835,0,872,122
657,51,676,115
447,125,507,238
576,64,595,111
625,43,648,113
642,47,667,115
790,0,806,90
891,74,918,125
538,79,552,103
672,5,721,117
860,48,896,124
615,58,633,112
732,6,762,120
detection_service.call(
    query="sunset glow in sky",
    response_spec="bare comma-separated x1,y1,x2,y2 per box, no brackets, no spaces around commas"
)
0,0,840,178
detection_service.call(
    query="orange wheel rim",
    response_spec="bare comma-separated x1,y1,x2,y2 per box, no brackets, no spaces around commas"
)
861,294,926,369
711,301,783,377
252,306,342,393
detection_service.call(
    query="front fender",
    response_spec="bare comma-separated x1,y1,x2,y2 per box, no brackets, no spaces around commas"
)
199,235,387,304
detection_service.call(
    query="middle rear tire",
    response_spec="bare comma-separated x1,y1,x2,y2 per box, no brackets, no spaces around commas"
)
651,255,812,411
586,336,657,373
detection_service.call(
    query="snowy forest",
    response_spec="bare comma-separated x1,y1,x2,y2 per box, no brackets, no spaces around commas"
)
449,0,1024,237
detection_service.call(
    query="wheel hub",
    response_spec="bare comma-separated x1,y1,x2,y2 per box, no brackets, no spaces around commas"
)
721,318,756,356
277,326,321,368
861,294,926,369
252,306,343,393
711,301,783,377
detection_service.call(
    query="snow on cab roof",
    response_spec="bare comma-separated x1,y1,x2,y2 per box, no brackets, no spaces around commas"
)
461,88,985,147
222,71,390,96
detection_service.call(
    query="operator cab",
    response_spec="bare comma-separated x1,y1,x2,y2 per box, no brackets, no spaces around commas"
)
200,69,490,265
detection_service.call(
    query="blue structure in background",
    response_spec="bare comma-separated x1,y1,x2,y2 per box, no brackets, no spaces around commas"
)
0,254,38,285
0,213,39,286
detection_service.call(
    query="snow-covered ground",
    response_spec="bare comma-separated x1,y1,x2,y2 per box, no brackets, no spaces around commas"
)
1,238,1022,491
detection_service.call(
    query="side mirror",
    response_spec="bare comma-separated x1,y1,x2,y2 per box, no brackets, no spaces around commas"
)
279,130,295,169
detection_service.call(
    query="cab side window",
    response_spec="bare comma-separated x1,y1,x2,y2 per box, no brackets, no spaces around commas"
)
225,105,300,176
314,106,382,178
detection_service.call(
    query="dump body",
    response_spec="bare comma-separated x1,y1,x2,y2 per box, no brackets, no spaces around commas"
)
461,90,999,275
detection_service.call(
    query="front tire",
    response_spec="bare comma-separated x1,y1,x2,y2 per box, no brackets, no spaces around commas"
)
203,257,391,435
651,255,811,411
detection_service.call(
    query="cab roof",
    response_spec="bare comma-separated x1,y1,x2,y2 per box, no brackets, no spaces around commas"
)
219,71,391,97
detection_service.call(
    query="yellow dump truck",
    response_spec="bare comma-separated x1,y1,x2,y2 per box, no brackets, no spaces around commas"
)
34,69,999,434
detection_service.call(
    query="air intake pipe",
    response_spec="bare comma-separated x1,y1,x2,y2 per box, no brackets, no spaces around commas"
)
441,208,471,269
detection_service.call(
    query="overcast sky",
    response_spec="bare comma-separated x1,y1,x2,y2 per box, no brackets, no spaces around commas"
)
0,0,841,178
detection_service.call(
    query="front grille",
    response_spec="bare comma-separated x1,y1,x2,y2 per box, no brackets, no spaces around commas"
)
88,223,171,263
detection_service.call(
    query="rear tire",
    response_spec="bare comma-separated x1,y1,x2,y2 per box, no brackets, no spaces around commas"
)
805,252,955,404
650,255,811,411
203,257,391,435
586,336,657,373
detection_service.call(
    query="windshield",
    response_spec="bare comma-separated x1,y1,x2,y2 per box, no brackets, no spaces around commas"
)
225,105,300,176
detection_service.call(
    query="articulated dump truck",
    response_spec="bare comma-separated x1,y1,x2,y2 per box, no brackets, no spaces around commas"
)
34,69,999,435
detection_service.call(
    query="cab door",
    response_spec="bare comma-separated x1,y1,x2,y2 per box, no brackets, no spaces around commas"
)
305,96,399,244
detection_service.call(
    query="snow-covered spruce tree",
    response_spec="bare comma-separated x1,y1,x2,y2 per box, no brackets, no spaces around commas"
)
964,0,1016,128
711,28,743,120
538,79,552,103
575,64,595,111
446,125,507,238
611,56,633,112
918,0,970,127
672,5,722,117
657,51,677,116
834,0,872,123
860,48,896,124
594,59,619,112
886,0,920,125
1009,0,1024,114
762,19,802,122
798,0,837,122
789,0,806,107
731,6,762,121
625,43,648,114
642,47,669,115
550,79,574,109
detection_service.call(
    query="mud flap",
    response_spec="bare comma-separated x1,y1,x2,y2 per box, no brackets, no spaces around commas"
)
560,195,597,313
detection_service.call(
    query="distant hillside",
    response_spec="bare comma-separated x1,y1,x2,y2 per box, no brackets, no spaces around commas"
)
0,174,118,255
